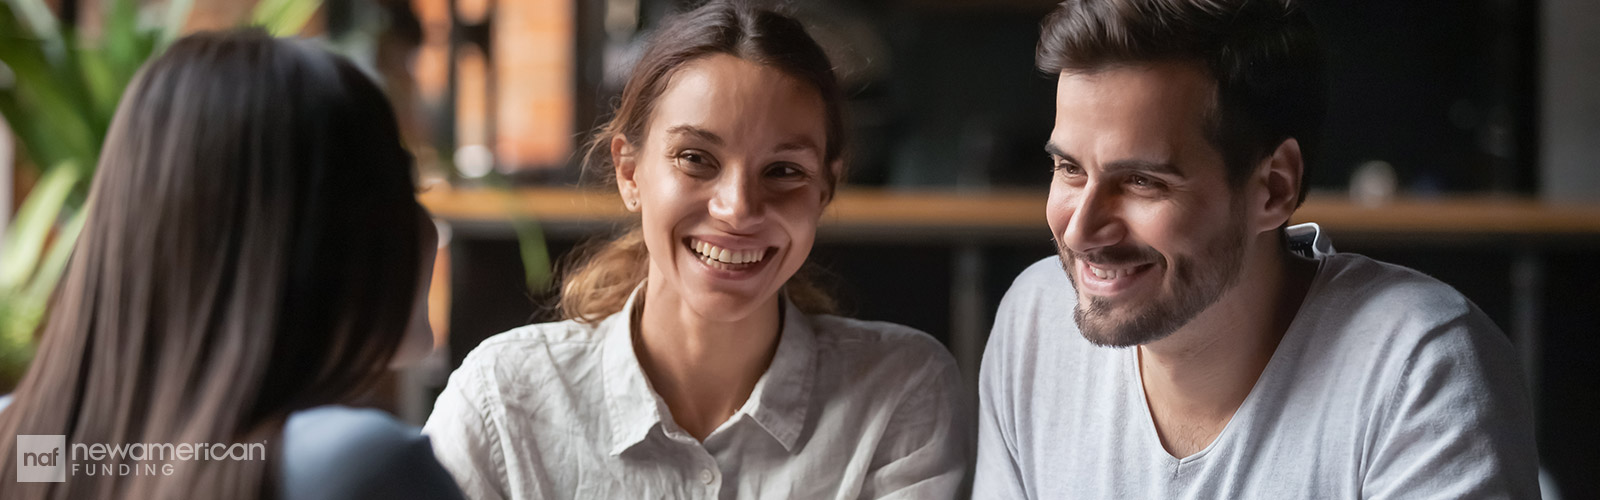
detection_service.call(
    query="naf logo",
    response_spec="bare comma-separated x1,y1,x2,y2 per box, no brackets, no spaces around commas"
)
17,435,66,482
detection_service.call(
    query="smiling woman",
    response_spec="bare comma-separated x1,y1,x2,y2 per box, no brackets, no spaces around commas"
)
422,2,971,499
616,53,831,345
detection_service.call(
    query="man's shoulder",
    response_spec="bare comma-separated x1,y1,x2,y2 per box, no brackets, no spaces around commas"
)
1312,253,1485,332
985,256,1106,378
1294,256,1538,499
1011,256,1075,296
1294,253,1514,384
994,256,1078,326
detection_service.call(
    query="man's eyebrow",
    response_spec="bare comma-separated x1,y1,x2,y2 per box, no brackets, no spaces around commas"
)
1044,142,1074,163
1045,142,1185,178
1103,159,1185,178
665,125,724,145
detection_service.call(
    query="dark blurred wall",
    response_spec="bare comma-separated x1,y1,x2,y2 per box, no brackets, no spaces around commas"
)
1541,0,1600,201
1304,0,1536,195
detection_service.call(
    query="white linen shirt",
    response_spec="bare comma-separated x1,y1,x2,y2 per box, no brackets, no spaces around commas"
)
423,288,971,500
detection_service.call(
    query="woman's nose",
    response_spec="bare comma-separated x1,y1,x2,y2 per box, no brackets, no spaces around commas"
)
707,169,765,231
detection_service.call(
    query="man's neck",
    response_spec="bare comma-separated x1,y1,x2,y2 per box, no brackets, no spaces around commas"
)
634,280,782,441
1137,245,1319,457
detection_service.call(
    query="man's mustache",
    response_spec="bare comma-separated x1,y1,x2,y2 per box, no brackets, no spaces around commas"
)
1053,237,1165,268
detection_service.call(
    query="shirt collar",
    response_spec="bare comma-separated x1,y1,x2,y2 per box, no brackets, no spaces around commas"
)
600,284,817,455
740,295,816,452
601,285,668,456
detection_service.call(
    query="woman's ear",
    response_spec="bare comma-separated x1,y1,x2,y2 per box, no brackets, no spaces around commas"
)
613,135,641,212
1251,138,1304,235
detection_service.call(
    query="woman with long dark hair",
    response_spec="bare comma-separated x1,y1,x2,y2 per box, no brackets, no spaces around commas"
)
0,30,461,499
424,2,971,498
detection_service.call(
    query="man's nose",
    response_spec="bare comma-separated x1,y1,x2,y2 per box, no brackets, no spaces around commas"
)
1060,183,1124,253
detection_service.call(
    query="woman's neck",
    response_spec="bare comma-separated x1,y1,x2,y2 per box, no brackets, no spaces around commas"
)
632,282,783,441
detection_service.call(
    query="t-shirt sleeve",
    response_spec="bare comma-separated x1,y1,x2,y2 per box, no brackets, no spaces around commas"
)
423,361,510,500
279,407,466,500
857,345,972,500
971,274,1033,499
1361,312,1541,499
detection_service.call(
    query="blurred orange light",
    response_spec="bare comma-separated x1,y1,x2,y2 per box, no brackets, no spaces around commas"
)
496,0,573,170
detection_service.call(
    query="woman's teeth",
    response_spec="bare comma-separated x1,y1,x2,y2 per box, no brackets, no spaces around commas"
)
693,240,765,265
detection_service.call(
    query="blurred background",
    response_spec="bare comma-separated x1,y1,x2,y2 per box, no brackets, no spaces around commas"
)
1,0,1596,497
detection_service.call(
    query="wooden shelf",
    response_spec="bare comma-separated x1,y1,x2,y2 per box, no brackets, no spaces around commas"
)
420,187,1600,242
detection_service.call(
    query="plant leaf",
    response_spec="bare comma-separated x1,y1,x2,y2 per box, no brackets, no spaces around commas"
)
511,216,553,291
0,163,80,292
159,0,196,47
0,199,81,370
0,34,101,169
72,45,119,129
251,0,320,36
21,198,85,300
1,0,58,42
0,88,74,171
101,0,140,73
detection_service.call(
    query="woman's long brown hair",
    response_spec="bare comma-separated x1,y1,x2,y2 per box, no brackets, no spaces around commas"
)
0,29,424,499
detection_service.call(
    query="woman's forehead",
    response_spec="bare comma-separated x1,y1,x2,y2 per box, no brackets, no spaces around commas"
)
647,55,828,151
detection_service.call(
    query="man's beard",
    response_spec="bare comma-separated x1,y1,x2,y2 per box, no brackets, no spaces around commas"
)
1057,211,1248,348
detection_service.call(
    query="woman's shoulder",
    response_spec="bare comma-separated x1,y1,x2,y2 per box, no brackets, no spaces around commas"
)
452,319,608,381
465,319,603,360
283,406,418,451
806,314,957,373
279,406,463,500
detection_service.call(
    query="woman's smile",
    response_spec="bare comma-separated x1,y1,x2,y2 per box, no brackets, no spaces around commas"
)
685,236,778,275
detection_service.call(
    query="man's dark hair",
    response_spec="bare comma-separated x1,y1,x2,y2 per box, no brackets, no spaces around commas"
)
1038,0,1325,207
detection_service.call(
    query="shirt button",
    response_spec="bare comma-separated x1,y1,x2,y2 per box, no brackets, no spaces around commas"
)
699,469,715,485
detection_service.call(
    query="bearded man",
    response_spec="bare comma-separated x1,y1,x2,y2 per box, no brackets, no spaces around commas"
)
973,1,1540,498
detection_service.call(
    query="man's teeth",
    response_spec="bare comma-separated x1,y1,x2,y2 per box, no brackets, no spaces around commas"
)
1089,265,1129,280
693,240,764,265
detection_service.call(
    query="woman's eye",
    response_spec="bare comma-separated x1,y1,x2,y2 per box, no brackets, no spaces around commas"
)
673,150,716,175
768,163,807,179
678,151,707,165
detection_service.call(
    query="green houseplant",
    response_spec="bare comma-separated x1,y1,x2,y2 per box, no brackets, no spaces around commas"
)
0,0,318,390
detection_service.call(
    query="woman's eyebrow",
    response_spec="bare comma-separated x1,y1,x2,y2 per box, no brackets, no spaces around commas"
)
774,137,821,155
664,125,724,145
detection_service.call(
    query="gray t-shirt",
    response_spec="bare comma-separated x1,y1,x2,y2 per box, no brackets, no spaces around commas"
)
973,254,1540,499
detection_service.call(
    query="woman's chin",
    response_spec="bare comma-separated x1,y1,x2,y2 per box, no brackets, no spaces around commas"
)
686,290,775,322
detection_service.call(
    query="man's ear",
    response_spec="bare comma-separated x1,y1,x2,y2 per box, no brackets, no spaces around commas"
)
612,135,641,212
1250,138,1304,235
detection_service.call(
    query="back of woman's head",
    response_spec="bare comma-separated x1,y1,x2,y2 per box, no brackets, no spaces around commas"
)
561,0,845,323
0,29,422,499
